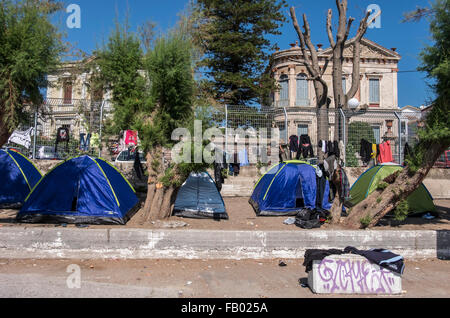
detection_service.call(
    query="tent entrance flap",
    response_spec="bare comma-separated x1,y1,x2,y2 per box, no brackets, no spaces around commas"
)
295,177,305,208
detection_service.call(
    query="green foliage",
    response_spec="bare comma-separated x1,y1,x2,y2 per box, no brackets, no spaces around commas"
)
405,0,450,170
377,181,389,191
94,21,150,136
376,196,382,204
360,214,372,228
0,0,64,135
192,0,287,106
345,143,359,167
138,30,195,150
393,199,409,221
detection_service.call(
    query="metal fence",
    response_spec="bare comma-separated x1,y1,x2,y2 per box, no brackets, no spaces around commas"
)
202,105,424,167
4,100,422,168
3,98,111,160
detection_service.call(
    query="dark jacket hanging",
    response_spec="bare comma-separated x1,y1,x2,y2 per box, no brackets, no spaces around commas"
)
360,139,373,164
289,135,299,153
299,135,314,158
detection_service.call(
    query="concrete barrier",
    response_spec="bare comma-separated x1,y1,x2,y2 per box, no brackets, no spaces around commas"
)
0,227,448,260
308,254,402,294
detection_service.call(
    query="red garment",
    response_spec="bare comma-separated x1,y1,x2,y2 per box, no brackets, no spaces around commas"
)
124,130,138,146
378,140,393,163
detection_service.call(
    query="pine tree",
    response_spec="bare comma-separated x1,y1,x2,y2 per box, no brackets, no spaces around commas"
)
192,0,287,106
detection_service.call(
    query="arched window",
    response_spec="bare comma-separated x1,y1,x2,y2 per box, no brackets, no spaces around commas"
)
296,73,309,106
278,74,289,107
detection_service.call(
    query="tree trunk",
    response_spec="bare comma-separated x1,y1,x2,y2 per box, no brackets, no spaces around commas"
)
159,186,176,219
341,142,449,229
0,116,11,147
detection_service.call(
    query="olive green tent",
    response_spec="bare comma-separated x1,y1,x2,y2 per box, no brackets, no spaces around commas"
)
345,164,436,214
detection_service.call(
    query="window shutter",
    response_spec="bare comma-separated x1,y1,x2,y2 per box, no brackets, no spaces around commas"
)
296,74,308,106
369,79,380,104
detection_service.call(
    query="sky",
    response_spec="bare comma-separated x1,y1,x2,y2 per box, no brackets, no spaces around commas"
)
55,0,436,108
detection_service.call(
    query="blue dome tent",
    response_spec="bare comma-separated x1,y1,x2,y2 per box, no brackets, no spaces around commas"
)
173,172,228,219
249,161,332,216
17,156,139,225
0,149,42,208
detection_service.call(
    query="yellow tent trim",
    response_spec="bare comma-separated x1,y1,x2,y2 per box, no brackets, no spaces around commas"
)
89,157,120,207
263,163,287,201
97,157,136,193
5,151,31,191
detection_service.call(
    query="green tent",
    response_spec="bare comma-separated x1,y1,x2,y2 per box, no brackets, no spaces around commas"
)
345,164,436,214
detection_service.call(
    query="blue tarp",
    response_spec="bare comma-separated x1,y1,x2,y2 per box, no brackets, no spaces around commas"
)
173,172,228,219
0,149,42,208
16,156,139,225
249,162,332,216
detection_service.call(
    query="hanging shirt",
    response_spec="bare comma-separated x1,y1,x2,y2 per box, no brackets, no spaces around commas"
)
124,130,138,146
378,140,394,163
239,148,249,167
289,135,299,152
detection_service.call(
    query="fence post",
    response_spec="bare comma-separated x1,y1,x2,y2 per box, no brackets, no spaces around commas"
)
98,100,105,158
32,106,38,159
394,111,402,165
283,107,288,142
339,108,346,166
225,104,228,155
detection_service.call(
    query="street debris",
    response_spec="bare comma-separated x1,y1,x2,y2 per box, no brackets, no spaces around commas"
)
278,260,287,267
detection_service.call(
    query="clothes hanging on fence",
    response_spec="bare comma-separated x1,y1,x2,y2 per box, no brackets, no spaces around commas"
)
289,135,299,152
124,130,138,146
230,153,240,176
324,155,337,178
378,140,394,163
79,133,91,151
299,135,314,158
239,148,249,167
360,139,373,164
279,143,289,162
213,150,228,192
55,127,70,152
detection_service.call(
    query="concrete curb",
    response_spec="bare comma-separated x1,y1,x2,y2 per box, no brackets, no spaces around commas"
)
0,227,449,260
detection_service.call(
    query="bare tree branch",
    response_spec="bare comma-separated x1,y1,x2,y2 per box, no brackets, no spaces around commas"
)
326,9,335,49
343,17,355,44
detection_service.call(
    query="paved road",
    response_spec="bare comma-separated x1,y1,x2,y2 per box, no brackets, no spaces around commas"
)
0,258,449,298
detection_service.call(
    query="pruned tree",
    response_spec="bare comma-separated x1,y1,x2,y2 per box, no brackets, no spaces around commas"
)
327,0,380,115
324,0,380,223
289,7,330,163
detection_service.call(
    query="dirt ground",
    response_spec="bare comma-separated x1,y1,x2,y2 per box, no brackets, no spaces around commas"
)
0,258,448,298
0,197,449,231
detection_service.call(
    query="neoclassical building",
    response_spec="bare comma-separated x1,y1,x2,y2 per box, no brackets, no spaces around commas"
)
270,37,402,149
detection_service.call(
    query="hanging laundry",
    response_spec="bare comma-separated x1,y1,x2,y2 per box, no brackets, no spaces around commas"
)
79,133,91,151
289,135,299,159
360,139,373,164
378,140,394,163
239,148,249,167
124,130,138,146
299,135,314,158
